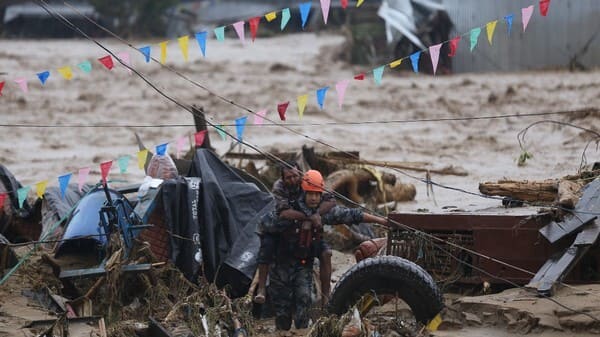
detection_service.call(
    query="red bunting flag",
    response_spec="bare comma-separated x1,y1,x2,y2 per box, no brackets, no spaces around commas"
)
277,102,289,121
98,55,114,70
353,73,365,80
194,130,207,146
341,0,348,9
539,0,550,16
100,161,113,184
448,36,461,57
249,17,260,42
0,193,7,209
0,81,4,96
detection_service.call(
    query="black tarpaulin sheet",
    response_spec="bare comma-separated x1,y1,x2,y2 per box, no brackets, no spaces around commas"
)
164,149,273,293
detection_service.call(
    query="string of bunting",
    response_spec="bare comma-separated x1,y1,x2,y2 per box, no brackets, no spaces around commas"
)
0,0,366,96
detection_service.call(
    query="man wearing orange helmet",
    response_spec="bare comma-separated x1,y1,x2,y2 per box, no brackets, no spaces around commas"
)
269,169,389,331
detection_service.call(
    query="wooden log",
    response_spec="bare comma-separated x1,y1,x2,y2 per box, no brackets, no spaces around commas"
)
325,157,468,176
478,180,558,202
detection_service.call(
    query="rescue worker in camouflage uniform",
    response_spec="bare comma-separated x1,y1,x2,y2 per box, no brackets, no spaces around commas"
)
254,162,336,304
269,170,390,331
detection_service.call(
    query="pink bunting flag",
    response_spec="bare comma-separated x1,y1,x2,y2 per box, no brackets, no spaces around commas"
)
254,109,267,125
249,17,260,42
277,102,289,121
100,161,112,184
539,0,550,17
0,81,4,96
194,130,207,147
354,73,365,81
448,36,460,57
0,193,6,209
98,55,114,70
14,78,28,93
117,52,132,75
320,0,331,24
429,43,442,75
522,6,534,32
233,21,245,43
341,0,348,9
78,167,90,192
335,80,349,109
176,136,186,159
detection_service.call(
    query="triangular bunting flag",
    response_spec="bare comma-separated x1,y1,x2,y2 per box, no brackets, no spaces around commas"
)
176,136,186,159
100,161,112,183
137,150,148,170
98,55,114,70
78,167,90,192
448,36,460,57
429,44,442,75
214,26,225,41
159,41,168,64
389,59,402,68
522,6,534,32
299,2,312,29
486,20,498,45
156,143,168,156
354,73,365,80
341,0,348,9
37,71,50,85
35,180,48,198
178,35,190,61
254,109,267,125
278,102,290,121
235,116,248,142
504,14,514,36
117,52,132,75
58,66,73,80
14,78,28,93
194,130,207,147
233,21,245,43
17,186,30,208
373,66,384,85
540,0,550,17
249,17,260,42
78,61,92,74
297,95,308,119
426,314,443,332
335,80,349,109
0,81,4,96
0,193,6,209
357,0,364,7
469,28,481,52
281,8,291,30
216,125,227,140
117,155,130,173
265,11,277,22
195,32,208,57
410,51,421,73
316,86,329,110
139,46,151,63
58,173,71,199
320,0,331,24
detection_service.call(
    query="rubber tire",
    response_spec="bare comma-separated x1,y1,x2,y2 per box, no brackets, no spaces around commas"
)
328,255,444,323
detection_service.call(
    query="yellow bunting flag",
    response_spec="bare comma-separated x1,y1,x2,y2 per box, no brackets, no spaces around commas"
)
36,180,48,198
137,149,149,169
357,0,365,7
486,20,498,45
297,94,308,119
389,59,402,68
58,66,73,80
178,35,190,61
159,41,168,64
265,11,277,22
426,314,443,331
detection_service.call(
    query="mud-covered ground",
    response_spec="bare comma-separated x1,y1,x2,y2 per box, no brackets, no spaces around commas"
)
1,33,600,336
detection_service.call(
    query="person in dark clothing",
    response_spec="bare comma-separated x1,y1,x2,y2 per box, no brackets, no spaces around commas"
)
269,170,389,330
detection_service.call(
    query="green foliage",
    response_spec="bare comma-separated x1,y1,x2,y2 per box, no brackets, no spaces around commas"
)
517,151,533,167
89,0,177,37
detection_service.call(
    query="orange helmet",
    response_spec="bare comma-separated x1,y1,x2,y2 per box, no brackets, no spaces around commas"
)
301,170,324,192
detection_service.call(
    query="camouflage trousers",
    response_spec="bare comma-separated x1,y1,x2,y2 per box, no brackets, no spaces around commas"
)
268,260,313,330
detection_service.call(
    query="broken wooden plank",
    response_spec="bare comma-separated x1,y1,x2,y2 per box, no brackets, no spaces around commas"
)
59,263,152,280
574,220,600,246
